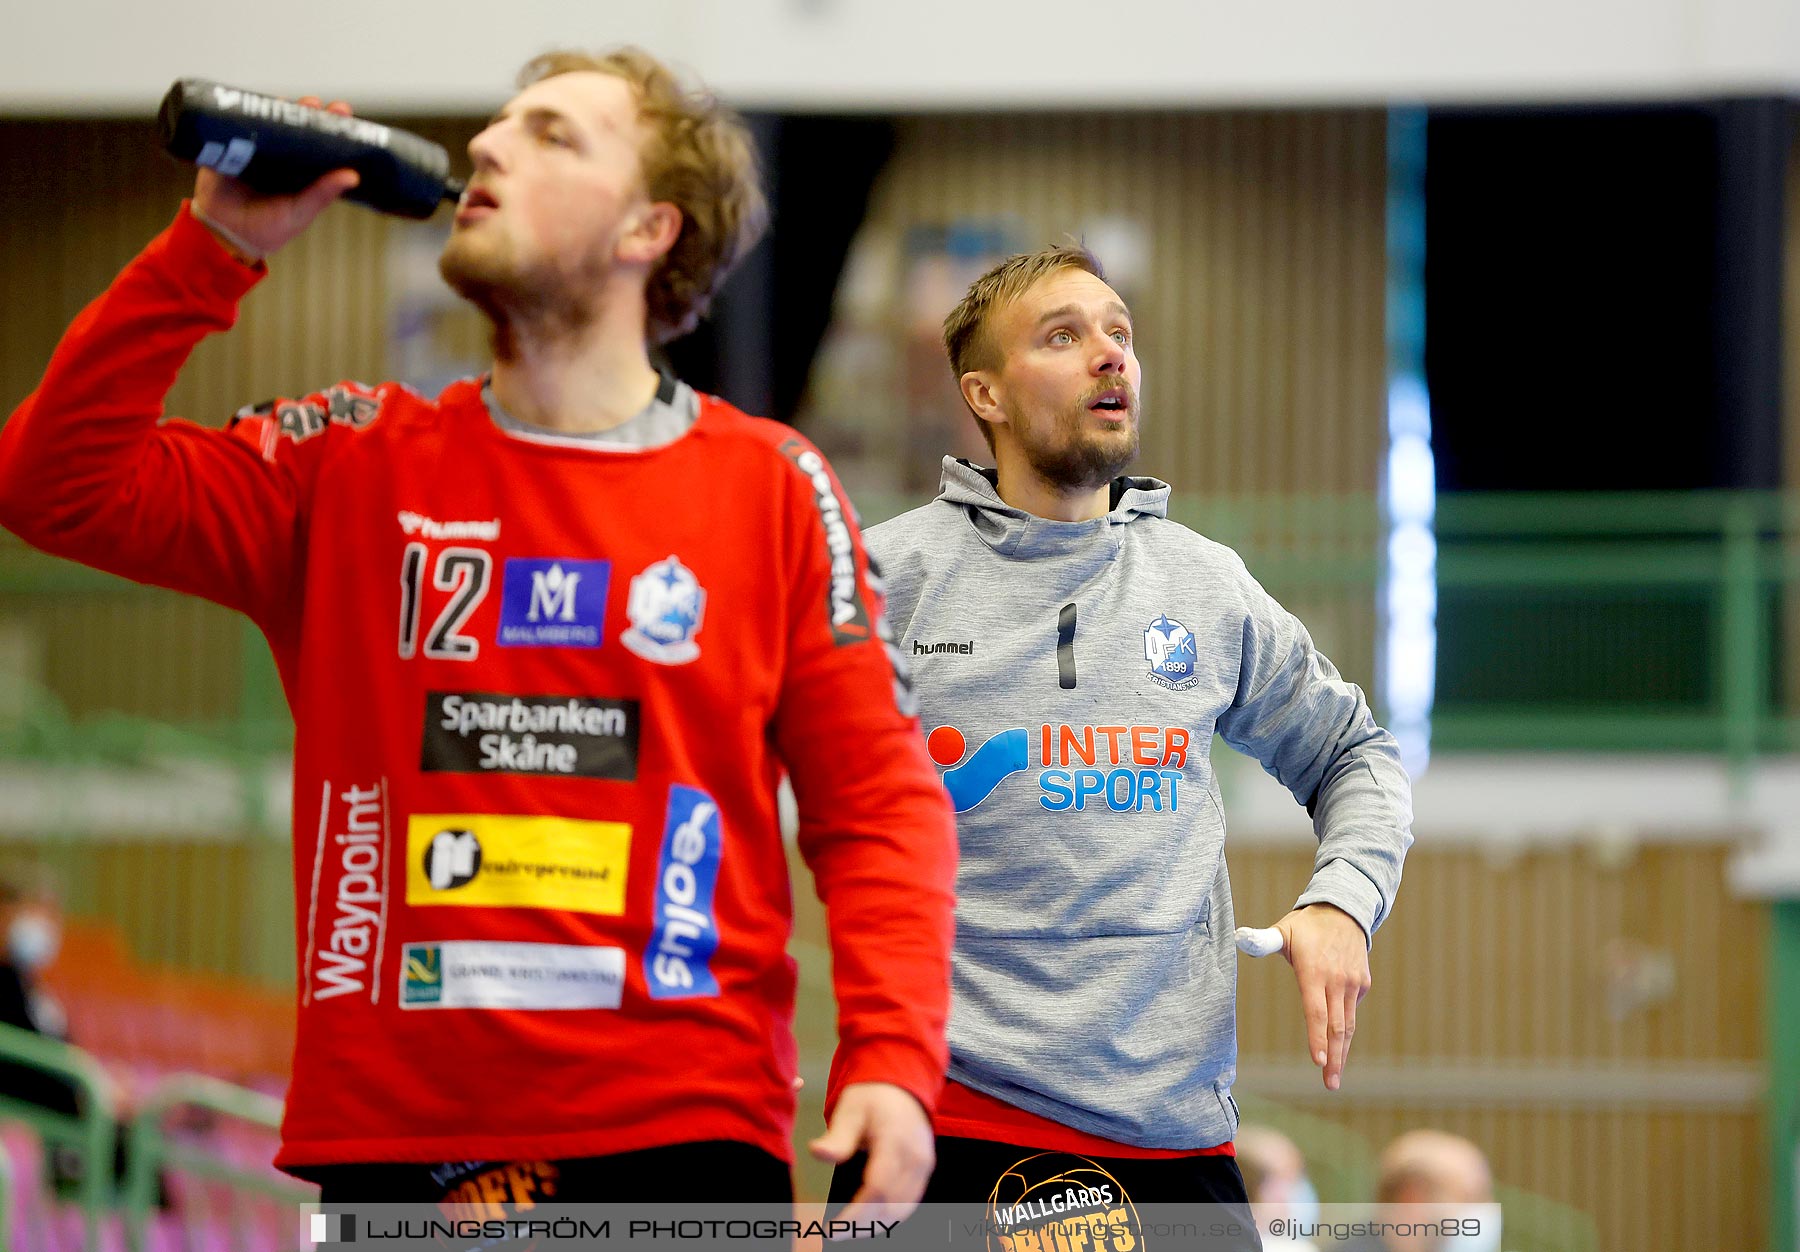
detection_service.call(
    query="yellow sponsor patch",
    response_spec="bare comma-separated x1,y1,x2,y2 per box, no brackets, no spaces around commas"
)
405,814,629,914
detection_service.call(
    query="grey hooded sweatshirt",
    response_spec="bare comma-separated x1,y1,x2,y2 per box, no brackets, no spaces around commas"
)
864,457,1414,1149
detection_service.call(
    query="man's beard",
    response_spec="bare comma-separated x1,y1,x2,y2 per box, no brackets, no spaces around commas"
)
438,228,607,356
1015,393,1141,494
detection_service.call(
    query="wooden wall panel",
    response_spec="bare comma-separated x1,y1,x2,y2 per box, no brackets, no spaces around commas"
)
1232,844,1763,1065
824,109,1388,498
791,841,1764,1244
1226,842,1764,1252
0,835,292,986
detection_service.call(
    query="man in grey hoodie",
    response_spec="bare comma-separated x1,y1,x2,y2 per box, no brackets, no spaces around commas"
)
828,246,1413,1226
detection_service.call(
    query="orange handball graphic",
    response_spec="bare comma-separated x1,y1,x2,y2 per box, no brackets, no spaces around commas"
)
984,1152,1144,1252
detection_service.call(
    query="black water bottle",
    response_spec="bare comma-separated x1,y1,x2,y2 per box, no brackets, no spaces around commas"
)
157,79,465,220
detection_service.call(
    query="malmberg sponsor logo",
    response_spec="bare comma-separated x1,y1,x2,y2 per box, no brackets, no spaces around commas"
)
498,558,611,649
397,511,501,542
304,781,389,1004
777,438,871,645
421,692,638,780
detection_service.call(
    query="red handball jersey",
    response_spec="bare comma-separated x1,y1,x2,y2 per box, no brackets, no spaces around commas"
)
0,205,957,1170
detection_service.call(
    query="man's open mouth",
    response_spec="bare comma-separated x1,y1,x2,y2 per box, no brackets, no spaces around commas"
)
1088,387,1131,414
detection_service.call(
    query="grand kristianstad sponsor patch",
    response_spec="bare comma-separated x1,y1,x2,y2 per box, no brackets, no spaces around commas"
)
399,939,625,1010
776,437,871,646
420,691,639,779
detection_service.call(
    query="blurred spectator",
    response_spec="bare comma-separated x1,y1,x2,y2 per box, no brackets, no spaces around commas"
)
0,867,73,1103
0,865,93,1194
1335,1129,1496,1252
1239,1124,1321,1250
0,867,166,1205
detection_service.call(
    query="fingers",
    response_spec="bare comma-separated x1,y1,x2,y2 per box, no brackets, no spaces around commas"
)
808,1101,867,1166
286,169,361,225
310,168,362,202
1300,951,1369,1091
287,97,359,213
295,96,354,117
1324,973,1348,1090
1300,970,1329,1083
837,1127,933,1227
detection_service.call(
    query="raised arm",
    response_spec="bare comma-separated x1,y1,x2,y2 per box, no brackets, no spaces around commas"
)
0,113,359,631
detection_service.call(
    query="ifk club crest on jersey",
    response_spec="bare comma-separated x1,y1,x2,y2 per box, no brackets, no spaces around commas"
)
622,554,706,664
1143,613,1200,690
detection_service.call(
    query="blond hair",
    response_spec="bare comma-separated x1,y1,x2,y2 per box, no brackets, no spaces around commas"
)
520,48,770,345
940,246,1105,451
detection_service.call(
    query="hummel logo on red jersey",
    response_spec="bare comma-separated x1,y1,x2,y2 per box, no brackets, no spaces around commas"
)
397,511,501,542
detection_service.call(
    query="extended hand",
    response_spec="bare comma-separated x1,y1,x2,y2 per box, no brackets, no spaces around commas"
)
1262,903,1371,1091
192,96,360,262
808,1081,935,1225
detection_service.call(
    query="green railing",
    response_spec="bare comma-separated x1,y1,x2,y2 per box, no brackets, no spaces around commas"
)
1433,491,1795,764
0,1025,307,1252
0,1022,117,1252
11,489,1800,766
122,1072,311,1252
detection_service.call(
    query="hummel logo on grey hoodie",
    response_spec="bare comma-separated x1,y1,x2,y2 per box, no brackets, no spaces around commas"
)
866,457,1414,1150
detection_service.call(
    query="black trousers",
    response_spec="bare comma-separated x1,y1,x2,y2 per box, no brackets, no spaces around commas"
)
297,1139,792,1204
830,1136,1263,1251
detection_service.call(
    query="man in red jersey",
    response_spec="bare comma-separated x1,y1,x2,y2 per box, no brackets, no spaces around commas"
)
0,48,954,1215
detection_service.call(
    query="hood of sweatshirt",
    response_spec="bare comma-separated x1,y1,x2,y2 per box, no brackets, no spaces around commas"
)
933,456,1171,560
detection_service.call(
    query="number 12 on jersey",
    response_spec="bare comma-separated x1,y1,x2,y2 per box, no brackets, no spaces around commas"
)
399,543,492,661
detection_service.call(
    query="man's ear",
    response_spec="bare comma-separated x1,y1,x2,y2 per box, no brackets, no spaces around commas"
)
617,202,683,267
960,371,1007,430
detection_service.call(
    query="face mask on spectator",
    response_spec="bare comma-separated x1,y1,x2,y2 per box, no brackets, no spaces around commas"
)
9,915,60,972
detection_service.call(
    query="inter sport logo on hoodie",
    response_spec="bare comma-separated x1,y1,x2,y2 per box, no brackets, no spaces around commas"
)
925,723,1190,815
